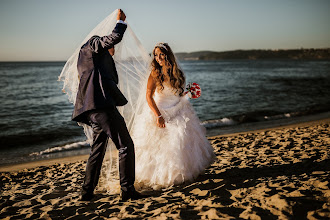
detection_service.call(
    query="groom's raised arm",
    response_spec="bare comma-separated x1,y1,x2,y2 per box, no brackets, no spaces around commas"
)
88,22,127,54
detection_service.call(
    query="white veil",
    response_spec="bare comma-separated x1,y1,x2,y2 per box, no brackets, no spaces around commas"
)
58,9,151,194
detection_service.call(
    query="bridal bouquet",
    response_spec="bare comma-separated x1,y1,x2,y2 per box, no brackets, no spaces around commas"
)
186,82,201,99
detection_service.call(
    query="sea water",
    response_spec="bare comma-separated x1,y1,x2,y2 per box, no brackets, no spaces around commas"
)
0,60,329,165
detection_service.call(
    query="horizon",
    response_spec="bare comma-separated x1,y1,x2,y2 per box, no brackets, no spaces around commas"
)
1,0,329,61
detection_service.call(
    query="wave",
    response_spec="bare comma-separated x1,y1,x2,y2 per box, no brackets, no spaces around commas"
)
201,118,238,128
201,110,314,129
30,140,90,156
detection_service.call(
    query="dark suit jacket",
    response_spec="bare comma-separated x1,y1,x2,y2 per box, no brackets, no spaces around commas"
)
72,23,128,125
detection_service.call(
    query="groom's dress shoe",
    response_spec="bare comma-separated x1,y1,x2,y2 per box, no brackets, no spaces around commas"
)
80,193,94,201
120,189,143,202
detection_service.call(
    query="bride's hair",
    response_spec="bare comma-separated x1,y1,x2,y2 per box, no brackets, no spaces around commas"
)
151,43,185,96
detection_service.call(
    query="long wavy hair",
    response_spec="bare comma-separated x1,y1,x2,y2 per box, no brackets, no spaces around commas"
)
151,43,185,96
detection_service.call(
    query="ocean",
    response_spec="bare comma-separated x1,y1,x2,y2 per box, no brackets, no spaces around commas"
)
1,60,330,166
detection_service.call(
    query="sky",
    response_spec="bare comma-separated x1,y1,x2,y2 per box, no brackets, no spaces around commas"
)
0,0,329,61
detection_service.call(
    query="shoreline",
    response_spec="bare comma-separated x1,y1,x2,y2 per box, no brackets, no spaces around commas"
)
213,116,330,138
1,116,330,173
0,154,89,173
206,111,330,137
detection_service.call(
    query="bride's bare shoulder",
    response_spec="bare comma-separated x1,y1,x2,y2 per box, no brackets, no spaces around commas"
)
147,74,155,85
147,74,156,91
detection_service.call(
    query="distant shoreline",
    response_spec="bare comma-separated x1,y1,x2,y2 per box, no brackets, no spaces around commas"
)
0,48,329,62
176,48,330,61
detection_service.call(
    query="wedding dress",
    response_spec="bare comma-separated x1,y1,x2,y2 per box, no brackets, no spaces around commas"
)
132,83,215,189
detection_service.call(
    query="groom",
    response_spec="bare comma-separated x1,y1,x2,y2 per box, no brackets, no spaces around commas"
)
72,9,140,201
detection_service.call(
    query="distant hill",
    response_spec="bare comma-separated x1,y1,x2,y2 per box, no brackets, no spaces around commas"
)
175,48,330,61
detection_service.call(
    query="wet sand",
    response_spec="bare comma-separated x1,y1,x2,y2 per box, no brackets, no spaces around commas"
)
1,119,329,219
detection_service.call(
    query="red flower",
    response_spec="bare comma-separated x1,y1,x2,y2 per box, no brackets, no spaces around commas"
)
185,82,201,99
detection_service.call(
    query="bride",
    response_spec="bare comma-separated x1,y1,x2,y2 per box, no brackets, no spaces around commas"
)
59,9,215,193
132,43,215,189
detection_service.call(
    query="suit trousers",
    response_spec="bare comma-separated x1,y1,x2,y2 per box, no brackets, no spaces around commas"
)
82,108,135,195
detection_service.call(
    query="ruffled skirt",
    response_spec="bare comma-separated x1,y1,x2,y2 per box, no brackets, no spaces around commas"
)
131,94,215,189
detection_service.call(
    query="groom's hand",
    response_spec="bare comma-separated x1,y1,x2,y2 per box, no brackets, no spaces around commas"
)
117,9,126,21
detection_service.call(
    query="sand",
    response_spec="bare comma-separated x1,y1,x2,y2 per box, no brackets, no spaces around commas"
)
1,119,329,219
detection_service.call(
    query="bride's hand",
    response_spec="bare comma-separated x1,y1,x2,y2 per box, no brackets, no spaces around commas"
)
157,116,166,128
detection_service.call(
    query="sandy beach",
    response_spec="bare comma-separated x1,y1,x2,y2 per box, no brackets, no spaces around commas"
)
1,118,329,219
